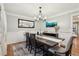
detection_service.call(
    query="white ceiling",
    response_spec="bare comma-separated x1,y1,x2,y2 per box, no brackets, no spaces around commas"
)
4,3,79,18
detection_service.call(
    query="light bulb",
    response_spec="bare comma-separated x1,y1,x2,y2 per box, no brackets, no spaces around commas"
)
39,15,41,18
34,17,37,19
44,17,47,19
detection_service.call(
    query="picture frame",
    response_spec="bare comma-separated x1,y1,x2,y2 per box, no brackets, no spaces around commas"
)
18,19,35,28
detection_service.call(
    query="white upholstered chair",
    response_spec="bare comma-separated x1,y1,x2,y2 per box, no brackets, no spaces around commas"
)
48,37,73,56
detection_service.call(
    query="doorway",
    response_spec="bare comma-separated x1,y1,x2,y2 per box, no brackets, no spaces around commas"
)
73,15,79,36
71,14,79,55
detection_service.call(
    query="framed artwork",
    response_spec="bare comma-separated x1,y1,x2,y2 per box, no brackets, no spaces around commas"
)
46,22,57,27
18,19,35,28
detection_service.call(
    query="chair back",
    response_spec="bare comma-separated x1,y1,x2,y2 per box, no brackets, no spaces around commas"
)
30,34,36,46
25,33,30,47
25,32,29,40
64,37,73,55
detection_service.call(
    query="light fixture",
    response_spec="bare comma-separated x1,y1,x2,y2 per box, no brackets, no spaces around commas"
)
35,6,47,21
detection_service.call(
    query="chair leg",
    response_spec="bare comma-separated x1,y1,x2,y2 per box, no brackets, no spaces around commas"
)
43,46,45,56
26,46,27,48
26,45,30,51
26,43,28,48
34,48,36,56
29,46,32,53
29,45,32,53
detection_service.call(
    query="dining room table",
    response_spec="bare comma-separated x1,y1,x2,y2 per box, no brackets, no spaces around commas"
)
36,35,64,55
36,35,64,46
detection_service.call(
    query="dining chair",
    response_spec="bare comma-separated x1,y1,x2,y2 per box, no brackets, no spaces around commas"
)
25,32,30,51
48,37,73,56
29,33,44,56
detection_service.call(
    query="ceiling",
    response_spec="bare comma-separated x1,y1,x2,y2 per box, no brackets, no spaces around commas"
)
4,3,79,18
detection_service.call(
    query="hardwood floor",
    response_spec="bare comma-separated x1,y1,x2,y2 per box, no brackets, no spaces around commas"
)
72,36,79,56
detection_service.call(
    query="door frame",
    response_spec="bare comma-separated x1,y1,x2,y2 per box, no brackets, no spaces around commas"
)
71,12,79,36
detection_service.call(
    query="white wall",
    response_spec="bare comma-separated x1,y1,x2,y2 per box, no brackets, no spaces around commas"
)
46,14,72,42
6,14,45,44
7,14,33,44
47,14,72,33
47,11,79,41
0,11,2,43
0,11,2,55
6,11,79,44
7,15,35,32
0,11,1,33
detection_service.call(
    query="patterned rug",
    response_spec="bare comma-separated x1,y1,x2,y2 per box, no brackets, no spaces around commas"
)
13,43,43,56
